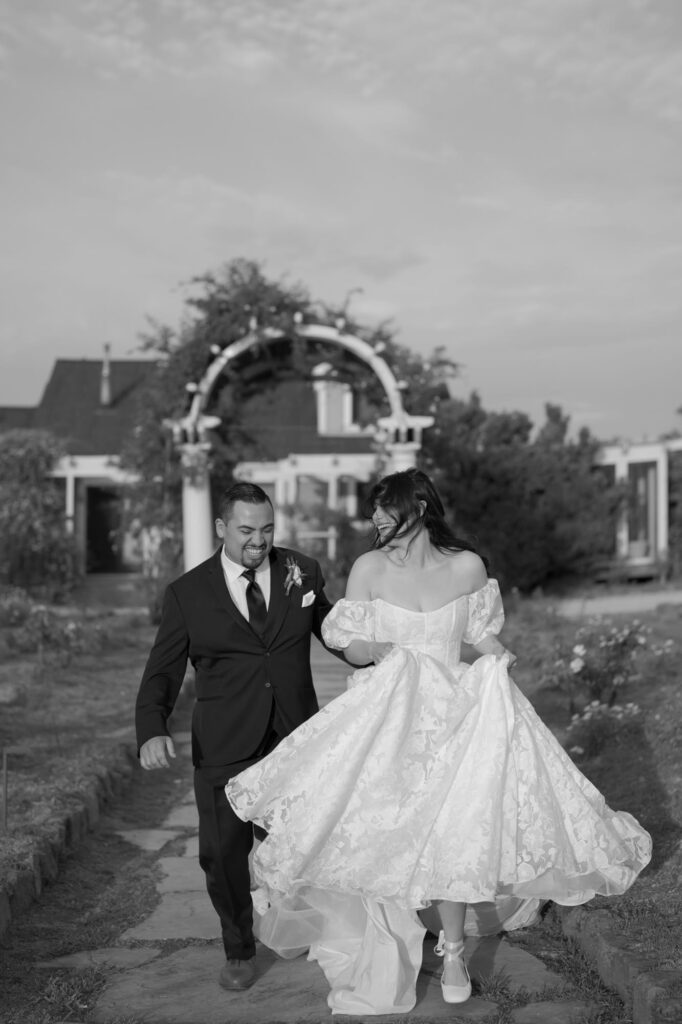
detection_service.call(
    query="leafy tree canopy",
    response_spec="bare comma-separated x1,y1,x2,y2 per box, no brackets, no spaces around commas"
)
121,258,456,532
422,395,622,591
122,257,620,594
0,430,81,599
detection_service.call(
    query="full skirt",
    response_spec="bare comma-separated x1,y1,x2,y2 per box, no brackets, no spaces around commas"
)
227,650,651,1014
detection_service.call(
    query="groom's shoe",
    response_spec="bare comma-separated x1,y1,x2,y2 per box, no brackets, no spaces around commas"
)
219,958,257,991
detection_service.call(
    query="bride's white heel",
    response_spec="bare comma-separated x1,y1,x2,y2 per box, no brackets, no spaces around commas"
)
434,931,472,1004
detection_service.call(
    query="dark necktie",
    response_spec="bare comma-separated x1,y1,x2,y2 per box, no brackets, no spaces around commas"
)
242,568,267,635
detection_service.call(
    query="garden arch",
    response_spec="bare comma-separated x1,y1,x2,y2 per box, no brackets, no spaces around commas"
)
165,322,433,570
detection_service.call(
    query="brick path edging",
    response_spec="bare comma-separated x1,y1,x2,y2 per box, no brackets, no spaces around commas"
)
555,905,682,1024
0,742,137,946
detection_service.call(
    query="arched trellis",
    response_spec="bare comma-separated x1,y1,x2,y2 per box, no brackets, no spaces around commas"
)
164,322,433,570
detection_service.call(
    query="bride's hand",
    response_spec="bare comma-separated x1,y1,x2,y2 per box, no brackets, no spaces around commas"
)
504,649,517,669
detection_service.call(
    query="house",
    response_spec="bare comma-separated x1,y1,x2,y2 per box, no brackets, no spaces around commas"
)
0,348,386,575
597,437,682,580
0,348,156,574
3,346,679,581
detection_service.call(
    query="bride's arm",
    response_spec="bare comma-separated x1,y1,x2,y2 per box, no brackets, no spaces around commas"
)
343,555,394,667
472,633,517,667
461,555,517,667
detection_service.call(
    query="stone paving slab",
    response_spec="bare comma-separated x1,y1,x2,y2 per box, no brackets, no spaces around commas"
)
36,947,163,970
91,942,499,1024
182,836,199,858
115,828,181,851
157,856,206,892
121,891,221,941
161,803,200,829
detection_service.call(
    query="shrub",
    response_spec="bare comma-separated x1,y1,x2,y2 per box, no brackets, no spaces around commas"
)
0,430,82,600
0,585,34,627
5,605,88,667
551,618,652,711
565,700,642,759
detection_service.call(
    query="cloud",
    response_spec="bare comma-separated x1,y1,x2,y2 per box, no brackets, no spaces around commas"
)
351,251,424,282
3,0,681,125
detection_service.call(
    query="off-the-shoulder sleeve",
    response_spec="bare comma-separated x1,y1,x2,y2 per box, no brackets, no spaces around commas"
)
321,599,375,649
462,579,505,646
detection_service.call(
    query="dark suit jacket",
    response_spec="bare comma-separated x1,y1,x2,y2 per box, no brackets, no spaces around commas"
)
135,545,335,776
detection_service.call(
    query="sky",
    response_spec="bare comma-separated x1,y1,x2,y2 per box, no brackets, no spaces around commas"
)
1,0,681,443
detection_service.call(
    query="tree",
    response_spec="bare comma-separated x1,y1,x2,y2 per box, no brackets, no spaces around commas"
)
121,258,455,538
0,430,81,600
422,397,621,591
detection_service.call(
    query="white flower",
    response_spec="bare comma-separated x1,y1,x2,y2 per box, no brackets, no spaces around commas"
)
569,656,585,674
284,557,306,595
572,643,587,657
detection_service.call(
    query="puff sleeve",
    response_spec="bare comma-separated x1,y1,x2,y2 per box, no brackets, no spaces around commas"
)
462,579,505,646
321,599,375,650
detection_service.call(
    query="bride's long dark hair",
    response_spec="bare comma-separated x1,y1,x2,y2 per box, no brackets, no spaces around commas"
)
363,467,481,557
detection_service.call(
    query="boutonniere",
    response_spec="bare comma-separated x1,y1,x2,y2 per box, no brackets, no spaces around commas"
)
284,556,306,596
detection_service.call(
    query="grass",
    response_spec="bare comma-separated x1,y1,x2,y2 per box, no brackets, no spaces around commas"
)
0,609,157,890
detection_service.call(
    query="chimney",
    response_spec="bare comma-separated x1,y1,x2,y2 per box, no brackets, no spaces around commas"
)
100,343,111,406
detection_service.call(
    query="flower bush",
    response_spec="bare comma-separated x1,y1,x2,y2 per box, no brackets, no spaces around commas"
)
548,615,676,760
566,700,642,759
0,585,34,627
552,618,654,710
5,603,88,668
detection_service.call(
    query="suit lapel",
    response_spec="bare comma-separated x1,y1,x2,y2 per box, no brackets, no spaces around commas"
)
264,548,292,645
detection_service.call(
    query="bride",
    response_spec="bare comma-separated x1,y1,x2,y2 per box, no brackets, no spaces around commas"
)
226,467,652,1015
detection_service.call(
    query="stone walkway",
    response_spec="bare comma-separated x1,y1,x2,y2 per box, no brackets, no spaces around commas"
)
33,646,600,1023
555,587,682,619
37,754,593,1023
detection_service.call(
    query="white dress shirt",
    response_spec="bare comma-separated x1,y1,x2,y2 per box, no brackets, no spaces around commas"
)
220,548,271,620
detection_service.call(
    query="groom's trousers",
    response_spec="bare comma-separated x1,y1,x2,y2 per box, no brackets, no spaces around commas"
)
193,720,283,961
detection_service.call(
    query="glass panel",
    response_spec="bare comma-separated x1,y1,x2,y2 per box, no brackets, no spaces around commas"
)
627,462,656,557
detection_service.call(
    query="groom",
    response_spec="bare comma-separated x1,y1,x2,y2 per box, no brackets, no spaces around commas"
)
135,481,336,991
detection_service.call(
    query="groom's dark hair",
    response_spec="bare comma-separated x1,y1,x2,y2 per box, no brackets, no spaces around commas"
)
218,481,273,521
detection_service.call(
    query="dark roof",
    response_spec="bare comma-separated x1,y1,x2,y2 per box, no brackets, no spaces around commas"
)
239,379,375,458
0,359,156,455
0,360,376,460
0,407,35,430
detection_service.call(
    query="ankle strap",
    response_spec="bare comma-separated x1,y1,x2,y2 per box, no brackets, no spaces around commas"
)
434,931,465,957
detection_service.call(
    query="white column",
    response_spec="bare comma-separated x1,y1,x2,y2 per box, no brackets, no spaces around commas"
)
612,452,630,559
328,474,338,511
180,444,214,571
386,442,420,472
65,472,76,535
656,449,669,560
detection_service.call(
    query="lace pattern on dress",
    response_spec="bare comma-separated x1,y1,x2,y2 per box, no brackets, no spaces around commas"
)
462,579,504,645
322,599,375,649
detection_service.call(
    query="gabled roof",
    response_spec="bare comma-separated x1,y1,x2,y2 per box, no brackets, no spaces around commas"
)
0,407,35,431
239,379,375,458
0,359,377,459
0,359,156,455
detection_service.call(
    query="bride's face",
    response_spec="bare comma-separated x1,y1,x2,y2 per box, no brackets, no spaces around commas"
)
371,504,398,540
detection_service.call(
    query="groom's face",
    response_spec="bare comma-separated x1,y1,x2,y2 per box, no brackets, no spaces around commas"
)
216,499,275,569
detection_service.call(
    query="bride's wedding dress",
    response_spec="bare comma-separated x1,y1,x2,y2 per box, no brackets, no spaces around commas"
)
226,580,652,1015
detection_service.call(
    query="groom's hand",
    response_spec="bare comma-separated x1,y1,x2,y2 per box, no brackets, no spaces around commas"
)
140,735,176,770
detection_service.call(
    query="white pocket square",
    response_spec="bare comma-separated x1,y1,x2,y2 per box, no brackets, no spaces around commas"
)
301,590,316,607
